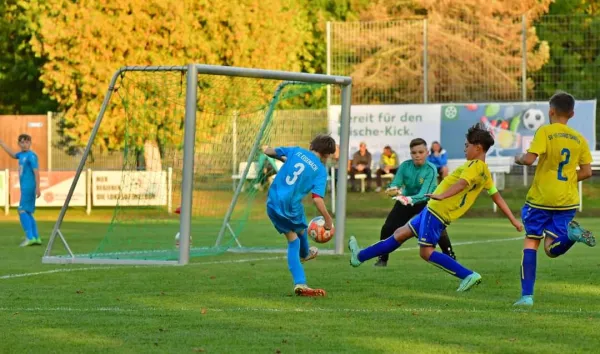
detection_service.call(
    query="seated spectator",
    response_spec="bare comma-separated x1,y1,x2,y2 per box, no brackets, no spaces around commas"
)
428,141,448,181
349,141,372,192
375,145,399,192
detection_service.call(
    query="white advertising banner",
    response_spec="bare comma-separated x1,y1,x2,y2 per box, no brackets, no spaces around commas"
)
0,170,5,207
329,104,442,162
10,171,86,207
92,171,167,207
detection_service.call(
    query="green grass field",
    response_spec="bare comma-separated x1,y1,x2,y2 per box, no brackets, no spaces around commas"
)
1,209,599,353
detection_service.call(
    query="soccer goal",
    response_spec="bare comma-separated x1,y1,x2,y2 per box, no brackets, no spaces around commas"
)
42,64,352,265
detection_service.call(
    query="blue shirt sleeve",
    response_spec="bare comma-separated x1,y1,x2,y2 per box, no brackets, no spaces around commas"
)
440,152,448,167
15,152,21,159
311,167,327,198
274,146,295,160
30,153,39,169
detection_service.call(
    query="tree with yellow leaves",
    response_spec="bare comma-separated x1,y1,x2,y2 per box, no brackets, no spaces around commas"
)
336,0,552,103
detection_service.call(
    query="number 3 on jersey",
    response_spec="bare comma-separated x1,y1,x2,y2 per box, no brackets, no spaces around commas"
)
286,163,305,185
557,148,570,181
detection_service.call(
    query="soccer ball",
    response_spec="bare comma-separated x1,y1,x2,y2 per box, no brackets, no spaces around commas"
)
307,216,334,244
522,108,545,131
175,232,192,248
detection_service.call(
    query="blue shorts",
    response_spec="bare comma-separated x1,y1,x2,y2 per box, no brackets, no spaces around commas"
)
408,208,447,247
266,206,307,235
19,189,36,214
521,204,576,239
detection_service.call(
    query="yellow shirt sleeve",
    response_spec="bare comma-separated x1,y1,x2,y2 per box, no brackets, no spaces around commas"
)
458,161,483,187
527,127,547,156
579,138,593,165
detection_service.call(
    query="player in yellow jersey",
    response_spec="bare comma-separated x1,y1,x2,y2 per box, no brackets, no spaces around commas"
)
513,92,595,307
348,123,523,292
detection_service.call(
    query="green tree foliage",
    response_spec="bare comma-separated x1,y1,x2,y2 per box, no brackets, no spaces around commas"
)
28,0,314,156
531,0,600,100
0,0,56,114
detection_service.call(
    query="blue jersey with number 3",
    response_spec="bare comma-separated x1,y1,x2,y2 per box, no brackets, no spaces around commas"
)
267,147,327,220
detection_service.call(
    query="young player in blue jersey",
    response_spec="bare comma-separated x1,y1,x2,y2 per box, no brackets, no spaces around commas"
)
263,134,336,297
513,92,595,306
0,134,42,246
348,123,523,292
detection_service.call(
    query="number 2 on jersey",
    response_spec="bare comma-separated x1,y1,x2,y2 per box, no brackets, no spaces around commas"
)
557,148,571,181
286,163,305,185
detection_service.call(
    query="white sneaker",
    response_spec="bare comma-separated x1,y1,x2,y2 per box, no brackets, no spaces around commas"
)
301,246,319,263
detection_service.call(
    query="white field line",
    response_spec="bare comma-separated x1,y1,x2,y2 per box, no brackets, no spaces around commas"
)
0,306,597,316
0,236,522,281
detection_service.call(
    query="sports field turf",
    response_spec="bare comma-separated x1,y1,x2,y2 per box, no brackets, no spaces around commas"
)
1,211,599,353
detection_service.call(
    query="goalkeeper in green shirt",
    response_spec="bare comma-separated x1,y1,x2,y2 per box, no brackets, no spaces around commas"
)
375,138,456,266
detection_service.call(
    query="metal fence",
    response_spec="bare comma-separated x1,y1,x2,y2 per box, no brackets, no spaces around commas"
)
328,15,600,116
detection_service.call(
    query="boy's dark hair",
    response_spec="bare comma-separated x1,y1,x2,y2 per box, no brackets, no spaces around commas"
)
409,138,427,148
549,91,575,115
466,123,494,152
18,134,31,142
383,145,391,151
310,134,336,155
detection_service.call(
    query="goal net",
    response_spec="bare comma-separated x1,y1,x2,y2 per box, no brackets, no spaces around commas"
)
43,64,352,265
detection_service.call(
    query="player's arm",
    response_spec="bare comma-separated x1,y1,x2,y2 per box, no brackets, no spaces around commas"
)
427,161,482,200
312,196,333,230
489,188,523,232
263,146,287,162
514,152,537,166
578,164,593,181
31,154,41,198
386,161,405,196
312,170,333,229
0,139,17,159
426,179,468,200
515,127,545,166
578,139,593,181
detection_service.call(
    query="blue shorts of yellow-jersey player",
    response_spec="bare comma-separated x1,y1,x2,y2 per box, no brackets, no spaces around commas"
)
19,189,36,214
267,205,307,235
408,207,447,247
521,204,576,240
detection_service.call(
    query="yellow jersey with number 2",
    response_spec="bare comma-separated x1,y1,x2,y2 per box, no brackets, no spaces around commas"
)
428,160,494,224
526,123,592,210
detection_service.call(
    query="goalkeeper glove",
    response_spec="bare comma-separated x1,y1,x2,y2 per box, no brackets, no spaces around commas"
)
385,187,401,197
393,195,413,206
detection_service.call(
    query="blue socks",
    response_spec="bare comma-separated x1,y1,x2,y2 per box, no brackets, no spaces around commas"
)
298,230,309,259
358,235,402,262
427,251,473,279
521,249,537,296
19,211,34,240
548,235,575,257
287,238,306,286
